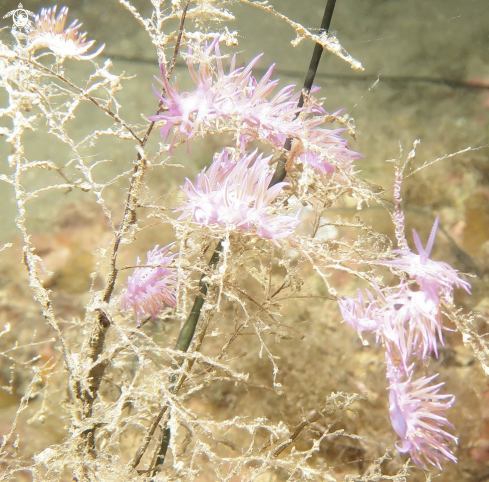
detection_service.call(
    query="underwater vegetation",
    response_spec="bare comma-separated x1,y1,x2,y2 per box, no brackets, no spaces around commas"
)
0,1,488,481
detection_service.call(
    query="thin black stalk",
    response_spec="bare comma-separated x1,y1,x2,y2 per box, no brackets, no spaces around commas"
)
151,242,223,473
269,0,337,188
174,242,223,352
155,0,338,467
152,425,171,474
299,0,337,106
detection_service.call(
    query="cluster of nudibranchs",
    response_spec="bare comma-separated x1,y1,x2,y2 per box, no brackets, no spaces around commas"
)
120,38,469,470
122,37,361,319
339,172,470,468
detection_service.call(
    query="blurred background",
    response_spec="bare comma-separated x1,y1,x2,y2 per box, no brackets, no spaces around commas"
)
0,0,488,270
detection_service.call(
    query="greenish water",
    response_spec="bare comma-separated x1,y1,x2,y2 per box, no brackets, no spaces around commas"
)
1,0,488,240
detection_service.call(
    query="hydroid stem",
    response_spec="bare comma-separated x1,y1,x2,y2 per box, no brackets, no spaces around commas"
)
269,0,337,188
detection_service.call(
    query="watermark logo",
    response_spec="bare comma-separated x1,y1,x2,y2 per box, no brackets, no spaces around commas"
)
3,3,35,32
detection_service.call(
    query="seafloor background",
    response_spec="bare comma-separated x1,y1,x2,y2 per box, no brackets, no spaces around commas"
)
0,0,489,481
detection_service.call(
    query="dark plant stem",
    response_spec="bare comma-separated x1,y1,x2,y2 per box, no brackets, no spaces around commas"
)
269,0,337,188
152,0,339,469
152,425,172,474
150,243,223,473
300,0,337,104
175,243,224,352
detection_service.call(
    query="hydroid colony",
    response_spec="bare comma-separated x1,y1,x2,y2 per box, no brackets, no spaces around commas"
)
0,2,481,481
